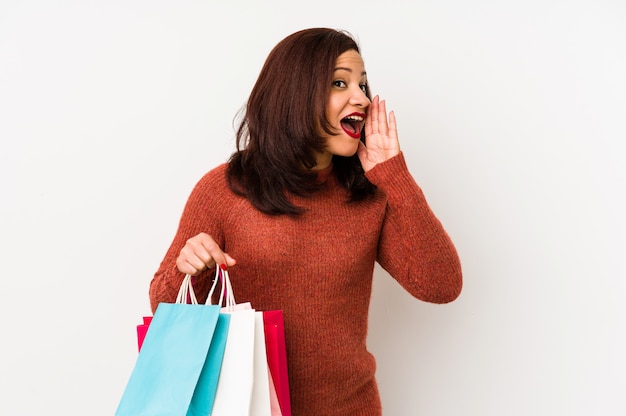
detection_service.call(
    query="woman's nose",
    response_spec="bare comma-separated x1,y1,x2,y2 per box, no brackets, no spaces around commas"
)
350,88,370,108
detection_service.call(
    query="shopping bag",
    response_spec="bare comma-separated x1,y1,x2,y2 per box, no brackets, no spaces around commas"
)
263,310,292,416
116,275,221,416
187,270,234,416
267,367,283,416
251,312,272,416
187,312,231,416
211,308,256,416
136,316,152,352
211,268,272,416
135,274,195,353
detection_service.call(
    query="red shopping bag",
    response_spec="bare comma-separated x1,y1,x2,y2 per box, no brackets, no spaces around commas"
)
136,316,152,352
263,310,292,416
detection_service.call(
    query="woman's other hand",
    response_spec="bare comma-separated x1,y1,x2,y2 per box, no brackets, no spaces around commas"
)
358,95,401,172
175,232,237,275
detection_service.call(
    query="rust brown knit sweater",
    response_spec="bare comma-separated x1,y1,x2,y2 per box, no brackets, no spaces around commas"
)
149,152,462,415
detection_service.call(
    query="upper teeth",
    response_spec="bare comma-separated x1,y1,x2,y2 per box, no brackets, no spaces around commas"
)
344,115,363,121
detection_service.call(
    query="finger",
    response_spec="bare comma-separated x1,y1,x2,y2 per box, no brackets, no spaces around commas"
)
176,244,212,275
377,99,389,137
364,109,372,139
200,234,240,269
367,95,380,136
176,255,205,275
356,140,368,164
201,237,229,269
185,236,215,267
223,253,237,269
388,110,399,142
176,233,218,273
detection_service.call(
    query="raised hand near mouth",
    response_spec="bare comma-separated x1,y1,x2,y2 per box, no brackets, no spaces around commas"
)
357,95,401,172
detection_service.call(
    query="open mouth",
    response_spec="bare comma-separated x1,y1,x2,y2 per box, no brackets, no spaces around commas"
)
340,113,365,139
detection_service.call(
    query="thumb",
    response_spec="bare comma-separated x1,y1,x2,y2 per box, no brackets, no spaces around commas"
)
357,141,372,172
357,141,367,164
223,253,237,269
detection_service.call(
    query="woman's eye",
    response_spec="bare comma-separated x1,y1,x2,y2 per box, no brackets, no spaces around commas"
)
360,84,368,93
333,80,346,88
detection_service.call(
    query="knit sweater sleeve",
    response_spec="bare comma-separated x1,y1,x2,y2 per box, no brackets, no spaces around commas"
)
365,152,462,303
148,165,229,313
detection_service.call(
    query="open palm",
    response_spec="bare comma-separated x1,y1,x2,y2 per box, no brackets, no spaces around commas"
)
357,95,401,172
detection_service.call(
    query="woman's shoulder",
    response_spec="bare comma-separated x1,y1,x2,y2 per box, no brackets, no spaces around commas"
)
195,162,229,189
184,162,245,214
184,163,235,206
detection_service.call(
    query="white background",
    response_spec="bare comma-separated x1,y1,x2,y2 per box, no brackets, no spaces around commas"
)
1,1,625,415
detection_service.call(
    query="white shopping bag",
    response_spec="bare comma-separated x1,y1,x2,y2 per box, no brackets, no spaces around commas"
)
210,268,272,416
251,312,272,416
212,309,256,416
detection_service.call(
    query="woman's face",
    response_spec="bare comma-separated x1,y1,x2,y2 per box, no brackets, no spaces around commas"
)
314,49,370,170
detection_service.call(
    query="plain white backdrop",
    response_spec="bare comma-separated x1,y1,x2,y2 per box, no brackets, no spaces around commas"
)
1,1,625,415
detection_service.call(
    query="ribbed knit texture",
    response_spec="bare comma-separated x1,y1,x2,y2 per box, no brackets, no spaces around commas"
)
150,152,462,415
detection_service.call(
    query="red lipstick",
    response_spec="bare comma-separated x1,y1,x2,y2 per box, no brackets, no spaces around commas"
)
340,112,366,139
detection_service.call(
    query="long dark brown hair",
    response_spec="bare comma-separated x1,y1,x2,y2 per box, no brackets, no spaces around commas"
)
227,28,376,215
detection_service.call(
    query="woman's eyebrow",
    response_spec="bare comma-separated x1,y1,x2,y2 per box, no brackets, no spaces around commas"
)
334,67,367,77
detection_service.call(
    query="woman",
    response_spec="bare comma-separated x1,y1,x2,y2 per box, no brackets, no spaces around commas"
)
150,27,462,415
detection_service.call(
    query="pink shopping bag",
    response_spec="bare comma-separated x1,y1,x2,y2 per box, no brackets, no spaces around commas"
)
136,316,152,352
263,310,292,416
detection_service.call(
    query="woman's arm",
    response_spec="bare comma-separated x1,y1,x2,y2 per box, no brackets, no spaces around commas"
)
148,165,234,312
367,153,463,303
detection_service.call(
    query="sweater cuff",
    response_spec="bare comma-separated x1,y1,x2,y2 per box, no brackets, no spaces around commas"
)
364,152,422,196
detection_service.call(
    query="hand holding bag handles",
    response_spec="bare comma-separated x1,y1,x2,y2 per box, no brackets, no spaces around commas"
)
119,268,291,416
116,275,222,416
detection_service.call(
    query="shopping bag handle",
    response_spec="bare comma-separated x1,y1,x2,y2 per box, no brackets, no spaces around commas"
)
175,268,237,308
175,274,198,304
207,267,237,309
